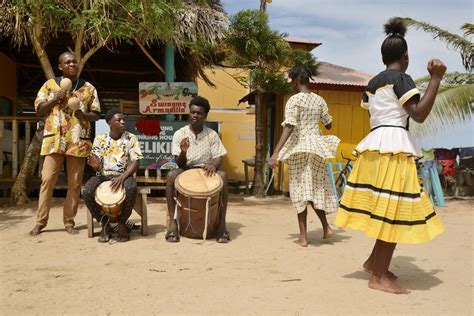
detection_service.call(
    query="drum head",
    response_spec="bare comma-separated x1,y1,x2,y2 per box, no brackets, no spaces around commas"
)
95,180,126,206
175,168,223,197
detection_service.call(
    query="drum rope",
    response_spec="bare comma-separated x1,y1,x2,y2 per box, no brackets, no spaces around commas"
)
202,196,211,242
173,197,181,220
185,196,198,235
99,214,110,228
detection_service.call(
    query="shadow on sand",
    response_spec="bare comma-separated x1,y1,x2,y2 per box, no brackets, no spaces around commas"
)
342,255,444,291
133,221,245,242
288,228,351,247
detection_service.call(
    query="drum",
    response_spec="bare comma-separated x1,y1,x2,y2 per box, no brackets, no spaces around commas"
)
95,181,126,222
175,168,223,240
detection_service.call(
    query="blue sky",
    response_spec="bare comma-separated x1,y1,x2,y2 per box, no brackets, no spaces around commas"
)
221,0,473,148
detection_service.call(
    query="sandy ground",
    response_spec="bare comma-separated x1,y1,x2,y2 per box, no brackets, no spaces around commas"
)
0,196,472,315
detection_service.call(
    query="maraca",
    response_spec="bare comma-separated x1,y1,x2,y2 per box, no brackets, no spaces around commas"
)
67,97,80,111
60,78,72,92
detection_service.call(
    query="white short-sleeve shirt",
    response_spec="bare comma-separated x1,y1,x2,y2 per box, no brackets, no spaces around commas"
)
172,125,227,167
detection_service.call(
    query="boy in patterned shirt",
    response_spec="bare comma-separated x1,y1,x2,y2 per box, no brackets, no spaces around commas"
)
82,109,143,242
165,96,230,243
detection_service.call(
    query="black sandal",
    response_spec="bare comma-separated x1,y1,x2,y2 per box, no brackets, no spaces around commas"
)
165,229,180,242
216,231,231,243
98,233,111,243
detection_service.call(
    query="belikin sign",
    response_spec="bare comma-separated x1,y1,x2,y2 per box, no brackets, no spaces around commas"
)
138,82,198,114
125,120,219,169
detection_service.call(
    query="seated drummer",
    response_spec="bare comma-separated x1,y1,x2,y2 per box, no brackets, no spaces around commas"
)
82,108,143,243
165,96,230,243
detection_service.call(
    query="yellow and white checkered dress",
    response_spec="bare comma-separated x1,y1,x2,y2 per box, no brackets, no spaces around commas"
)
278,92,340,214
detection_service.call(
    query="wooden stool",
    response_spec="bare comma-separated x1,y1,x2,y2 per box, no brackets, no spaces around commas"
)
86,187,150,237
242,157,255,195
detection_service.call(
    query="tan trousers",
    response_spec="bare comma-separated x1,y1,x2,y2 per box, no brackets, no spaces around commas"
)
36,153,86,227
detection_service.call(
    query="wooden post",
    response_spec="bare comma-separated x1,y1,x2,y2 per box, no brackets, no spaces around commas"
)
12,119,18,177
164,44,175,82
0,120,3,177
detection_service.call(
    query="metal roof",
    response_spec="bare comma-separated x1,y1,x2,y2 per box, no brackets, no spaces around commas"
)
283,37,322,49
311,61,373,87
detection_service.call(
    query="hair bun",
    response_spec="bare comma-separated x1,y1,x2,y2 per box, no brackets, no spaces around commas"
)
384,17,407,37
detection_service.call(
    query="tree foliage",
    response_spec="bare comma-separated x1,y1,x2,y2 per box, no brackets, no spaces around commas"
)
1,0,182,78
411,74,474,138
0,0,228,79
224,9,318,198
225,9,318,94
398,17,473,72
395,17,474,138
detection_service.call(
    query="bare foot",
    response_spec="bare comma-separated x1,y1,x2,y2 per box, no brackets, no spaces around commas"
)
323,226,334,240
368,274,410,294
65,226,79,235
293,239,308,247
29,224,45,236
363,261,397,279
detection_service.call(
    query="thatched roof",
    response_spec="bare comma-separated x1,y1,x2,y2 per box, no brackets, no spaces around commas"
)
174,2,229,86
176,2,229,47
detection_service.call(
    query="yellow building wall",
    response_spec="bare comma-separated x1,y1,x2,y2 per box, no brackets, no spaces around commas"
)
197,67,255,182
0,53,17,111
197,67,249,109
207,112,255,182
316,89,370,161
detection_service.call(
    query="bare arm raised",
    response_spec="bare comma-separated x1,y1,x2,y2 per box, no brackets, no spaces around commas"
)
403,59,446,123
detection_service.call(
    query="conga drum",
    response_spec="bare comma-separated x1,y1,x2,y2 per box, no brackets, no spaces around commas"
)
175,168,223,240
95,181,126,222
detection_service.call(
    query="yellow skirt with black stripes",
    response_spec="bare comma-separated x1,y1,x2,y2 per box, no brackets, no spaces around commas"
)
335,151,444,244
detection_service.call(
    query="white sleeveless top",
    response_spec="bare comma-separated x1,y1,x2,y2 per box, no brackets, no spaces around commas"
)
356,69,422,157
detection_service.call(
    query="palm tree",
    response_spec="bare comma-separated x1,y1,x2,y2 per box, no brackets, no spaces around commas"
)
411,75,474,137
396,18,474,138
399,18,473,72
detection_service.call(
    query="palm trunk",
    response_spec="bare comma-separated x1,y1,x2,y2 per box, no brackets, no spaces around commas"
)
10,127,43,205
253,92,265,198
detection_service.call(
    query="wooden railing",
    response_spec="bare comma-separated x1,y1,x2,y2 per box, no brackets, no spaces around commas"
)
0,116,42,178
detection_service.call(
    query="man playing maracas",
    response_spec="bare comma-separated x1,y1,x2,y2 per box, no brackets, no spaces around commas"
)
30,51,101,236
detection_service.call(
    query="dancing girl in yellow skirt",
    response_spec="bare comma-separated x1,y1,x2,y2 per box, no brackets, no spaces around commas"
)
335,18,446,294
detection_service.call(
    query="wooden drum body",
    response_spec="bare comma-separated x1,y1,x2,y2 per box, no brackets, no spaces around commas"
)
95,181,126,222
175,169,223,239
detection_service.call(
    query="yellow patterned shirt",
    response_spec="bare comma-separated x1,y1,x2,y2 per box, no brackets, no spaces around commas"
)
35,78,101,157
91,132,143,176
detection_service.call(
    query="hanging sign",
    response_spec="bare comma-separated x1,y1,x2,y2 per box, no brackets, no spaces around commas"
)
138,82,198,115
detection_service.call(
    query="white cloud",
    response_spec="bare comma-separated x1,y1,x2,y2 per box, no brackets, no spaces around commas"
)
222,0,472,77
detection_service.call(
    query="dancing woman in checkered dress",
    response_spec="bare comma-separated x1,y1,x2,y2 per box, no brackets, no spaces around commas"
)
270,65,340,247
